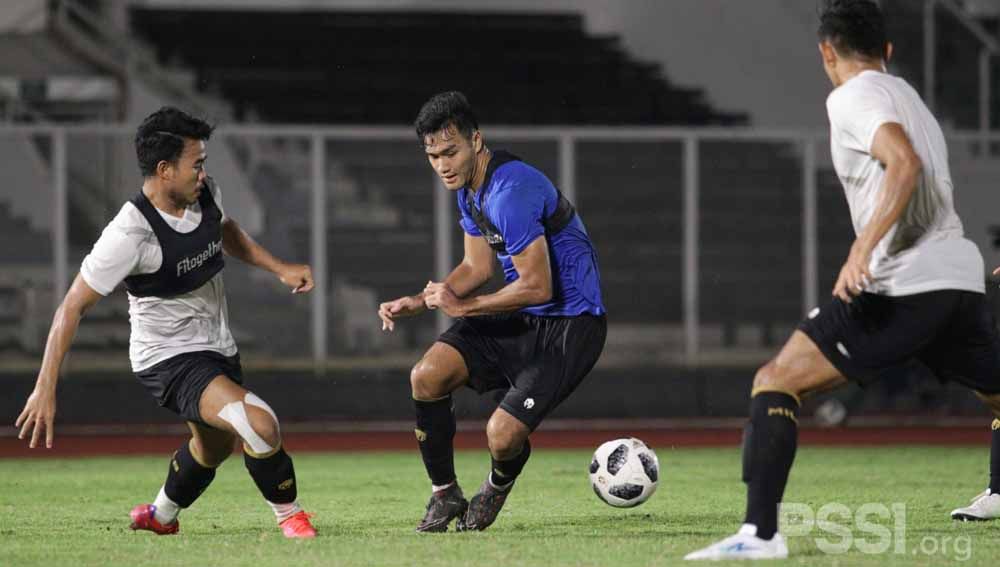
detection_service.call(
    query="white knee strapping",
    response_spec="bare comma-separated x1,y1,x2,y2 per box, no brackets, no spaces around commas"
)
245,392,279,432
217,396,274,455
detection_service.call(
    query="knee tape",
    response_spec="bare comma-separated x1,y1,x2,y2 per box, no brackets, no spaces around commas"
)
245,392,279,424
217,393,279,455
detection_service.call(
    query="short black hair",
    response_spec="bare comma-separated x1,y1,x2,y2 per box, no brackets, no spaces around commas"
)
414,91,479,145
818,0,888,60
134,106,214,177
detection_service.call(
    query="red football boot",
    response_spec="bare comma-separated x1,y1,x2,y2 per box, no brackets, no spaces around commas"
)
280,511,317,539
129,504,179,535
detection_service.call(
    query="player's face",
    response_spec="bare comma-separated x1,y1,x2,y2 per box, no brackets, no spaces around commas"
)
167,139,208,206
423,125,479,191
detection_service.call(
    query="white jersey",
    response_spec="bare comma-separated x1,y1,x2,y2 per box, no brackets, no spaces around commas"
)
80,184,238,371
826,69,984,296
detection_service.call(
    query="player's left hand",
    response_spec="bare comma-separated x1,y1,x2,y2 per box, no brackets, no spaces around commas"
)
277,263,314,294
833,245,873,303
423,280,466,317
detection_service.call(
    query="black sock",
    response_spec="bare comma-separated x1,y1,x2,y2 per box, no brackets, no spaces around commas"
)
414,396,457,487
164,441,216,508
244,446,297,504
742,391,800,540
490,439,531,489
990,419,1000,495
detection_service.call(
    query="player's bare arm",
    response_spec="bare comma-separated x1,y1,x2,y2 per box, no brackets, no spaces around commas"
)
15,273,103,448
221,217,313,294
445,232,495,297
833,122,922,303
379,233,494,331
424,235,552,317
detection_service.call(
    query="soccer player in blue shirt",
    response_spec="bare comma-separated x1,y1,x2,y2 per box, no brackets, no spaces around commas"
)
378,91,607,532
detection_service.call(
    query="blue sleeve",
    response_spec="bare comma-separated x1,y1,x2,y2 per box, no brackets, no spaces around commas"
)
456,190,482,236
489,185,545,256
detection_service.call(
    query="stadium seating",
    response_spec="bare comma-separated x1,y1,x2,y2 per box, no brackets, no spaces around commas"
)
0,8,849,355
883,0,999,132
129,9,745,126
127,8,847,350
0,202,51,264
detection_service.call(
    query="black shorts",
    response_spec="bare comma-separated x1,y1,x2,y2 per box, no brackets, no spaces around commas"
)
134,350,243,424
799,290,1000,394
438,312,607,430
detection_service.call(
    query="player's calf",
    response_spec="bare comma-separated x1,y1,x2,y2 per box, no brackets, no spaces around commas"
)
410,346,468,498
487,411,531,487
243,440,314,538
138,439,217,530
412,393,465,532
214,392,314,536
951,413,1000,522
458,440,531,531
976,392,1000,492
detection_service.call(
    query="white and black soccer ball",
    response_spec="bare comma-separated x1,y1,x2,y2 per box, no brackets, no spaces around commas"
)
589,437,659,508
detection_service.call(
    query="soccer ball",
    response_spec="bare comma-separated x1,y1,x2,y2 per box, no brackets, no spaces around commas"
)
589,437,659,508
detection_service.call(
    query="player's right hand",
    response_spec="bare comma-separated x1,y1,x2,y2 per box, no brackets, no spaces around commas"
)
833,245,873,304
378,295,427,332
15,386,57,449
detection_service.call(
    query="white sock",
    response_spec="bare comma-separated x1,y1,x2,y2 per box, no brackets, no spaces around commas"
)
487,475,513,492
431,481,455,493
153,486,181,524
269,500,302,523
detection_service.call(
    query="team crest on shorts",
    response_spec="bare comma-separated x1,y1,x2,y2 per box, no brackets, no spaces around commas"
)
523,398,535,410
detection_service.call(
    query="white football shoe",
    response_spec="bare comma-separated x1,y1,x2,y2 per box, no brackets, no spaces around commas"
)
951,489,1000,521
684,523,789,560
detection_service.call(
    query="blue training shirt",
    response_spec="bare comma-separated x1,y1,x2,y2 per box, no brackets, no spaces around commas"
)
457,154,606,317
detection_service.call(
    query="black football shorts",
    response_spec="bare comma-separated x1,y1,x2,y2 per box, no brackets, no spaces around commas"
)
134,350,244,424
438,312,607,429
799,290,1000,394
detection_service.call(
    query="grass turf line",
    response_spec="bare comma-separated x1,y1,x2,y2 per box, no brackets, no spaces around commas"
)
1,447,997,566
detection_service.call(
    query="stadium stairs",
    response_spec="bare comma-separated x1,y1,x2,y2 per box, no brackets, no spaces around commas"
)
883,0,999,133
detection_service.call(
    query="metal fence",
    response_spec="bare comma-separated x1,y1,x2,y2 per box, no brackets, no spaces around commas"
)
1,124,998,368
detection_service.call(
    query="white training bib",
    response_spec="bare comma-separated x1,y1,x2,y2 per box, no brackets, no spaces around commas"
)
79,183,237,371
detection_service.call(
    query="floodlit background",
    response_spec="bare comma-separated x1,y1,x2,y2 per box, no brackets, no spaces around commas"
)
2,0,1000,429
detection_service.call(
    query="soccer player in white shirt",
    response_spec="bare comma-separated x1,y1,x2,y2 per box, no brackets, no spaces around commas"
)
686,1,1000,560
14,107,318,538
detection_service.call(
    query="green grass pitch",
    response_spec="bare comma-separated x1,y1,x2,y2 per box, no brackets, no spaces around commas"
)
2,446,998,566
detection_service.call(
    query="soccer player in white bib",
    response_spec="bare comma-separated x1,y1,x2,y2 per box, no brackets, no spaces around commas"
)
14,107,318,538
686,0,1000,560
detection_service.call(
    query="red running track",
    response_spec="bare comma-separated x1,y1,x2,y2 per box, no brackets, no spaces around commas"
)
0,427,990,458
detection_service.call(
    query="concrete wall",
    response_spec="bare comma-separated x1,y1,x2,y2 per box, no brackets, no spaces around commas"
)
0,0,47,33
0,134,53,231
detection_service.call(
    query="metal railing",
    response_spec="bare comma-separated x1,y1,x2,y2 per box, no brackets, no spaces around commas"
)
3,124,1000,368
924,0,998,153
